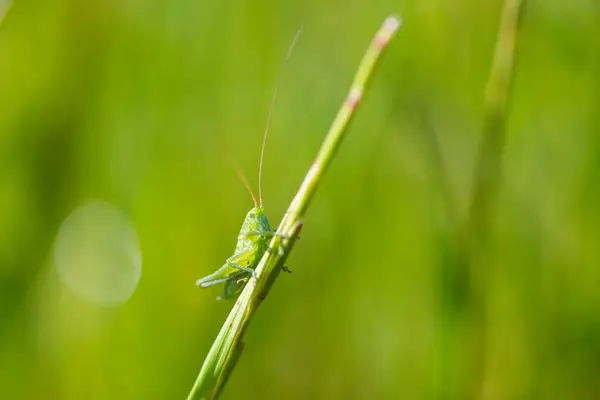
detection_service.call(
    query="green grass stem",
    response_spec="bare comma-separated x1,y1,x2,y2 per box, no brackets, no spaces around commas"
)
187,15,401,400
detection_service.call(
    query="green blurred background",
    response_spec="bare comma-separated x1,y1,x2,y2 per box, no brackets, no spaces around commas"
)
1,0,598,398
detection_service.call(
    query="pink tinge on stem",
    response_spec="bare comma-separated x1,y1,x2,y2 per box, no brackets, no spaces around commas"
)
347,87,363,110
375,15,402,49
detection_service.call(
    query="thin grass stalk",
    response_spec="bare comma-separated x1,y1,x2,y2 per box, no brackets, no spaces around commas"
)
187,15,401,400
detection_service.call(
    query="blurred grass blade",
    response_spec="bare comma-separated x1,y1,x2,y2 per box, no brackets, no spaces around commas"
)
463,0,525,397
469,0,525,227
187,15,401,400
431,0,525,397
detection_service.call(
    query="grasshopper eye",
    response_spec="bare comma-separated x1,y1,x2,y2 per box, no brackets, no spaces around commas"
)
249,213,255,218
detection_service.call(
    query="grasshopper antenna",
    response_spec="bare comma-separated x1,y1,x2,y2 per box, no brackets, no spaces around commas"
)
258,25,303,207
223,152,259,208
233,163,258,208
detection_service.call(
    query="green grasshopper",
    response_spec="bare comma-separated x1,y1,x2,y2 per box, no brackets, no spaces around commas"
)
195,191,279,300
195,28,302,300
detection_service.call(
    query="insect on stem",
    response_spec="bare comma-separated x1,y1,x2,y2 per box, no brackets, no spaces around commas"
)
258,25,303,207
188,17,400,400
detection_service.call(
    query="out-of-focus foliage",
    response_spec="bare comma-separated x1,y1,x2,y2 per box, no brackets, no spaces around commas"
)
0,1,597,399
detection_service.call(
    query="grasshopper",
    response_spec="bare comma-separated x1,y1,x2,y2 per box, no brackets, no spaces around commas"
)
195,28,302,300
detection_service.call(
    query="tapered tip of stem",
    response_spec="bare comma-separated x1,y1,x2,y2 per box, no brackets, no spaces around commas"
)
384,15,402,33
375,15,402,49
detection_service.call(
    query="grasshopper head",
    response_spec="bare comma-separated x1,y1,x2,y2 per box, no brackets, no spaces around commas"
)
244,207,271,233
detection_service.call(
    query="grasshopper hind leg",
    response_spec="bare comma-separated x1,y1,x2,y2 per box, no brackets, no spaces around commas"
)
196,271,235,288
225,249,257,278
226,261,254,275
226,261,257,282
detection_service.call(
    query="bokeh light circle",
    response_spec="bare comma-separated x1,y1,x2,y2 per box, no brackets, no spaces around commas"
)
53,200,142,305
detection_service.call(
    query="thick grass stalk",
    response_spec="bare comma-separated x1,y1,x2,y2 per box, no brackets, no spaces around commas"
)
429,1,525,397
187,15,401,400
463,0,525,397
469,0,524,229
